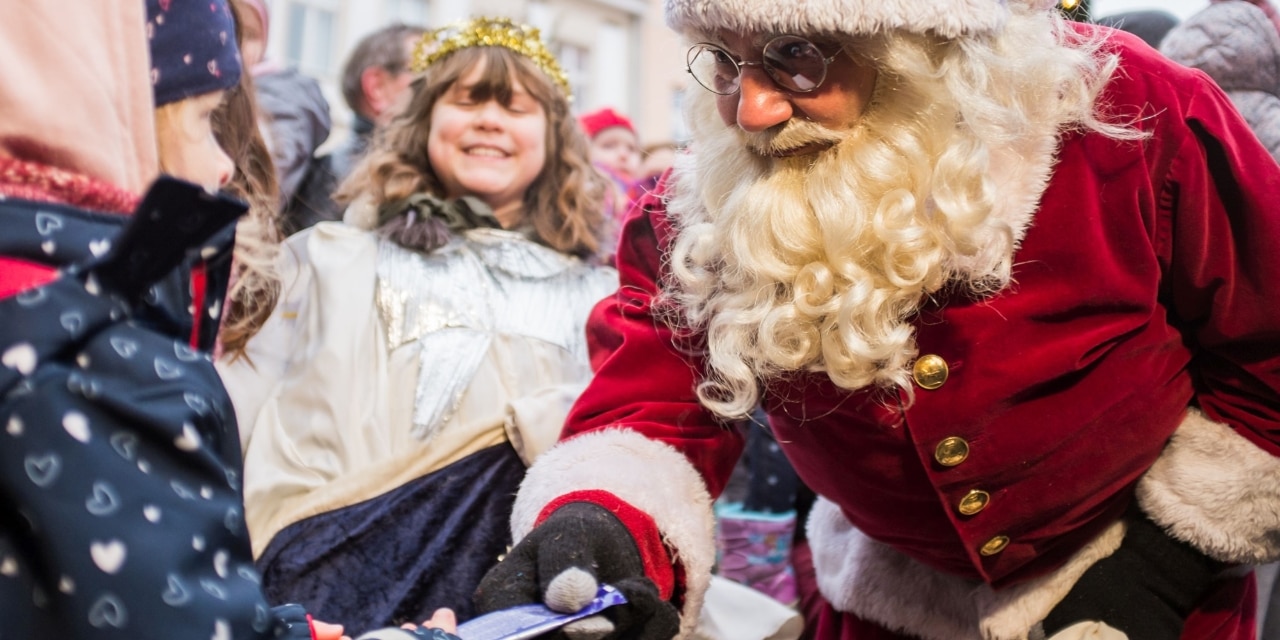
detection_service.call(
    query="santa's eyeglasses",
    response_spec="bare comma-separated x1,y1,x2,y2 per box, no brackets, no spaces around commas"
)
686,36,842,96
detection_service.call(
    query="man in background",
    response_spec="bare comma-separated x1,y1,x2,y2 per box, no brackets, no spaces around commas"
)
284,22,426,233
234,0,332,226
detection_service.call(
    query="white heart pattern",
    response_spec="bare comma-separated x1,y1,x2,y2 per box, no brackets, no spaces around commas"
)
174,342,201,362
162,573,193,606
87,593,128,629
154,357,183,380
6,415,23,436
24,452,61,487
213,549,229,577
171,480,196,500
144,504,162,523
62,411,91,443
85,481,121,516
110,336,139,359
15,286,47,307
90,539,127,574
58,575,75,594
184,392,210,414
2,342,37,375
192,535,206,551
200,578,228,600
109,431,138,460
59,310,84,336
66,372,102,399
223,506,243,533
212,619,232,640
34,211,63,235
0,555,16,576
40,240,55,255
237,565,261,583
89,238,111,257
174,423,202,451
253,604,271,632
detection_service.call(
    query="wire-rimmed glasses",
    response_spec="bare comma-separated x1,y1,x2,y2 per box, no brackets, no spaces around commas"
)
686,35,842,96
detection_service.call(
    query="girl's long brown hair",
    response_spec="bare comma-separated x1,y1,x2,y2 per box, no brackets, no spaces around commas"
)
337,46,607,259
211,0,282,360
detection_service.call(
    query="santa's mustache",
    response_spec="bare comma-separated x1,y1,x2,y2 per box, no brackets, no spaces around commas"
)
742,118,849,157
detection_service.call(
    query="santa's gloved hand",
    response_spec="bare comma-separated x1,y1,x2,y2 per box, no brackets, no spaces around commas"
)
473,502,680,640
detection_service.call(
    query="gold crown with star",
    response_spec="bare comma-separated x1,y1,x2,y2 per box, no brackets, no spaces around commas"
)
410,17,572,99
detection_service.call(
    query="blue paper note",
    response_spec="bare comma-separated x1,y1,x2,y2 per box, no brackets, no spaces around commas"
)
456,585,628,640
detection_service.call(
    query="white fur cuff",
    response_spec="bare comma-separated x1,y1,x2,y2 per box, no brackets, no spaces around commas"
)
806,498,1125,640
511,428,718,639
1136,408,1280,564
665,0,1015,40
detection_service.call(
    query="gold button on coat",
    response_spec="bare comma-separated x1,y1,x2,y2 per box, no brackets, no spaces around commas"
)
934,436,970,466
958,490,990,516
980,535,1010,556
912,354,949,389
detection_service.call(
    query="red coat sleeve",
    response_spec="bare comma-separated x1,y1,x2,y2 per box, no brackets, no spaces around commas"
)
567,177,745,498
1159,68,1280,456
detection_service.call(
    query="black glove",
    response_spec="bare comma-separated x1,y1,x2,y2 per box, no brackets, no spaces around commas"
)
473,502,680,640
1041,504,1228,639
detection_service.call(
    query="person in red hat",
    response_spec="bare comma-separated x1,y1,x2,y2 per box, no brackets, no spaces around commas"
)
580,107,643,184
471,0,1280,638
578,107,644,262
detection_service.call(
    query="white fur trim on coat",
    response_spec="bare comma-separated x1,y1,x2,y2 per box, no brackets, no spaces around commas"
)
1136,408,1280,564
511,428,718,640
665,0,1027,40
807,498,1126,640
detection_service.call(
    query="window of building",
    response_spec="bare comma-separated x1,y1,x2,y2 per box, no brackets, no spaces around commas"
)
386,0,429,25
281,0,338,77
555,41,591,109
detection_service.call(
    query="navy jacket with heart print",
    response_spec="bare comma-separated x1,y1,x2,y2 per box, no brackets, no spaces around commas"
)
0,178,316,640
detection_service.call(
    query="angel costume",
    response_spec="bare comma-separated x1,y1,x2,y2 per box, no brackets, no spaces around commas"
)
218,214,617,630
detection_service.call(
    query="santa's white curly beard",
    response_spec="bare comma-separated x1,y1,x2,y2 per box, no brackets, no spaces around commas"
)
665,82,1017,419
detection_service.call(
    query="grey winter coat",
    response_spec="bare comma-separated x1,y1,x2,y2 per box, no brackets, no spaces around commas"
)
1161,0,1280,163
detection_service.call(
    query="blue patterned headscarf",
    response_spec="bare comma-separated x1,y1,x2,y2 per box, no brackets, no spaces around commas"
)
145,0,243,107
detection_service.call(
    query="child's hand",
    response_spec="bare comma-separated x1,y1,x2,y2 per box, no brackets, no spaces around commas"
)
355,609,461,639
414,608,458,634
311,619,349,640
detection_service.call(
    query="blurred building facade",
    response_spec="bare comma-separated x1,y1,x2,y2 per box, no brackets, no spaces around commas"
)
263,0,689,149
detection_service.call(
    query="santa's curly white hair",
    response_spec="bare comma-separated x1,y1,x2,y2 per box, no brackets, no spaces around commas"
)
664,3,1142,418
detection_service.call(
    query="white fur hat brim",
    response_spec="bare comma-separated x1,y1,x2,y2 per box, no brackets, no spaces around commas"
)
665,0,1017,39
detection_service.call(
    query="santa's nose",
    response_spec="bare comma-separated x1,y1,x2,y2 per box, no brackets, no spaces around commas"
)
734,67,793,133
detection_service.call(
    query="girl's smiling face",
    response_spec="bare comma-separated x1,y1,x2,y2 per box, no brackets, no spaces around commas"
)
427,60,548,227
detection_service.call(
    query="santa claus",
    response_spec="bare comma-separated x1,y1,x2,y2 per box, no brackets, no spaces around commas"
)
473,0,1280,638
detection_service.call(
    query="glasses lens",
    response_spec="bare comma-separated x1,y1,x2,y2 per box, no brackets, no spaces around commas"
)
688,45,741,95
762,36,828,92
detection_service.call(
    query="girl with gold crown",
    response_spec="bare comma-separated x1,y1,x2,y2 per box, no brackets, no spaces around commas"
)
217,16,617,633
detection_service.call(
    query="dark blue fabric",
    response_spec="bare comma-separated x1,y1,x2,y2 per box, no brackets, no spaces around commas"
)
0,178,311,639
258,442,528,633
742,408,799,514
